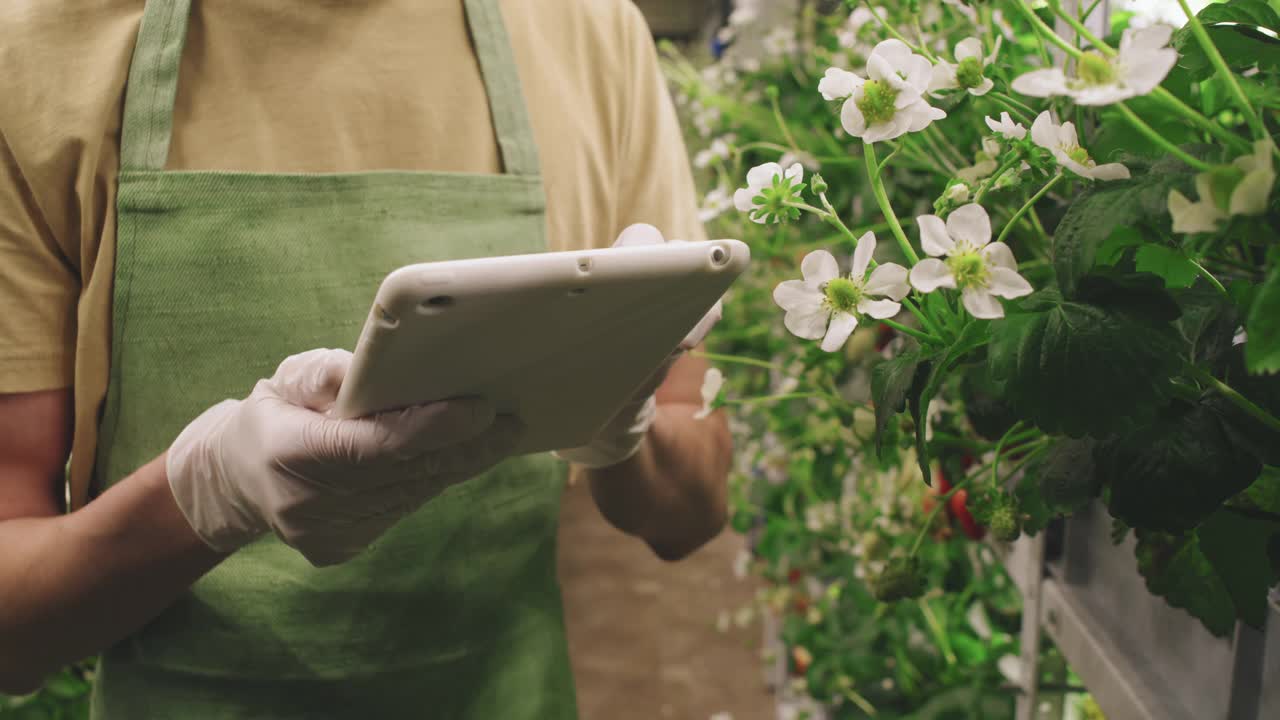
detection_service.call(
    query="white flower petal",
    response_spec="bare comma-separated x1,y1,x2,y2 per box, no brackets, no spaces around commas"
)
785,306,830,340
988,267,1034,299
1230,166,1275,215
773,279,823,312
841,98,868,137
871,39,915,68
852,232,876,278
1089,162,1131,181
902,55,935,92
955,37,983,61
865,263,911,300
946,204,993,248
865,50,898,83
801,250,840,284
909,258,957,292
970,78,994,96
962,287,1004,319
1012,68,1070,98
746,162,783,189
784,163,805,183
857,297,902,319
733,187,758,213
981,241,1018,270
1123,23,1174,55
821,312,859,352
819,67,862,101
930,62,959,91
1120,48,1177,97
917,214,954,256
1169,190,1223,234
1029,112,1058,151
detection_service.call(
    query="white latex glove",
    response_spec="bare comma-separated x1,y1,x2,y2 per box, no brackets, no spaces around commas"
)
166,348,520,567
554,224,724,469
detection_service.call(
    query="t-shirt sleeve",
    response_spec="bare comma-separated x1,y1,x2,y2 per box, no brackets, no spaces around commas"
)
0,125,80,392
613,3,707,244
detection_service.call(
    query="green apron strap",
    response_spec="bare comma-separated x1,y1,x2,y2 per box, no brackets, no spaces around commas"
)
119,0,541,177
463,0,542,177
119,0,192,172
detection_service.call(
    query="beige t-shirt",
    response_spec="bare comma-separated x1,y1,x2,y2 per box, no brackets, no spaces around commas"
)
0,0,705,507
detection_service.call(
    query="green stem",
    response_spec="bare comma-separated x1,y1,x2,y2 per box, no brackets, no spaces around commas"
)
769,91,804,157
1190,259,1230,297
990,421,1028,489
996,174,1064,246
863,142,922,265
1015,1,1083,58
1116,102,1214,171
1185,364,1280,433
882,318,944,346
1048,0,1111,56
987,93,1036,126
866,5,930,56
1173,0,1269,143
722,391,831,408
974,155,1023,204
690,350,780,370
926,125,968,168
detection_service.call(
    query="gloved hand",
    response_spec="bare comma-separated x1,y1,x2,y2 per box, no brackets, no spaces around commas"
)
166,348,520,567
554,224,724,469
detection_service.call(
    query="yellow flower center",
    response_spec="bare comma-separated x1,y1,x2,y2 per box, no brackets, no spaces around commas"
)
857,80,900,126
1066,145,1093,167
956,57,986,89
1078,52,1115,85
947,251,989,290
823,278,864,313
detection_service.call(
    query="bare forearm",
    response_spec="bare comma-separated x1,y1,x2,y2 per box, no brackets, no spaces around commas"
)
0,455,224,693
586,403,731,560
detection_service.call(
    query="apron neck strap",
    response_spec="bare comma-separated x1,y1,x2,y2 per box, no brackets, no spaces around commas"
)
119,0,541,177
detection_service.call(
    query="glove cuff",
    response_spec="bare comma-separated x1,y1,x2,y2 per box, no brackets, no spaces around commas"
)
166,400,267,553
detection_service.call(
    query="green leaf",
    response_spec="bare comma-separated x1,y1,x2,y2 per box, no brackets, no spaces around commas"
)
1093,226,1145,267
1175,284,1240,369
1134,244,1199,288
1197,0,1280,33
1243,466,1280,514
1245,265,1280,374
1033,438,1100,516
1052,159,1195,296
987,284,1183,437
1216,350,1280,465
1175,24,1280,81
1136,529,1238,637
870,348,926,454
1098,398,1263,532
1198,508,1280,628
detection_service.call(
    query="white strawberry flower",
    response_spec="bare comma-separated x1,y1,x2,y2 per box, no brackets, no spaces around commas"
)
955,137,1002,184
694,136,734,169
734,161,805,224
909,204,1034,319
694,368,725,420
772,234,911,352
837,7,878,49
930,37,1001,96
1031,112,1130,181
942,0,978,23
1168,140,1277,233
985,112,1027,141
698,186,734,224
1011,25,1177,105
830,40,947,143
819,67,861,101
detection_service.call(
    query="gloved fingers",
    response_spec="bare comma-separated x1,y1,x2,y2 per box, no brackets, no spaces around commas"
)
680,298,724,350
266,349,352,413
611,223,665,248
411,414,523,477
373,396,499,458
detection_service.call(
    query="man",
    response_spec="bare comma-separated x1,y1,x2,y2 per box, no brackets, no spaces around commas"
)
0,1,732,717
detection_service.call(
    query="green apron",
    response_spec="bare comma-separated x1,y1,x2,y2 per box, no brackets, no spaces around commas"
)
90,0,577,716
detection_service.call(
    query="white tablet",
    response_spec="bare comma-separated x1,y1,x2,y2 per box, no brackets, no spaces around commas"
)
332,239,750,455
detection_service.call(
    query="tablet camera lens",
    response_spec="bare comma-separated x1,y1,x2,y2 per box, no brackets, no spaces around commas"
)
417,295,454,316
710,246,729,267
577,257,593,274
